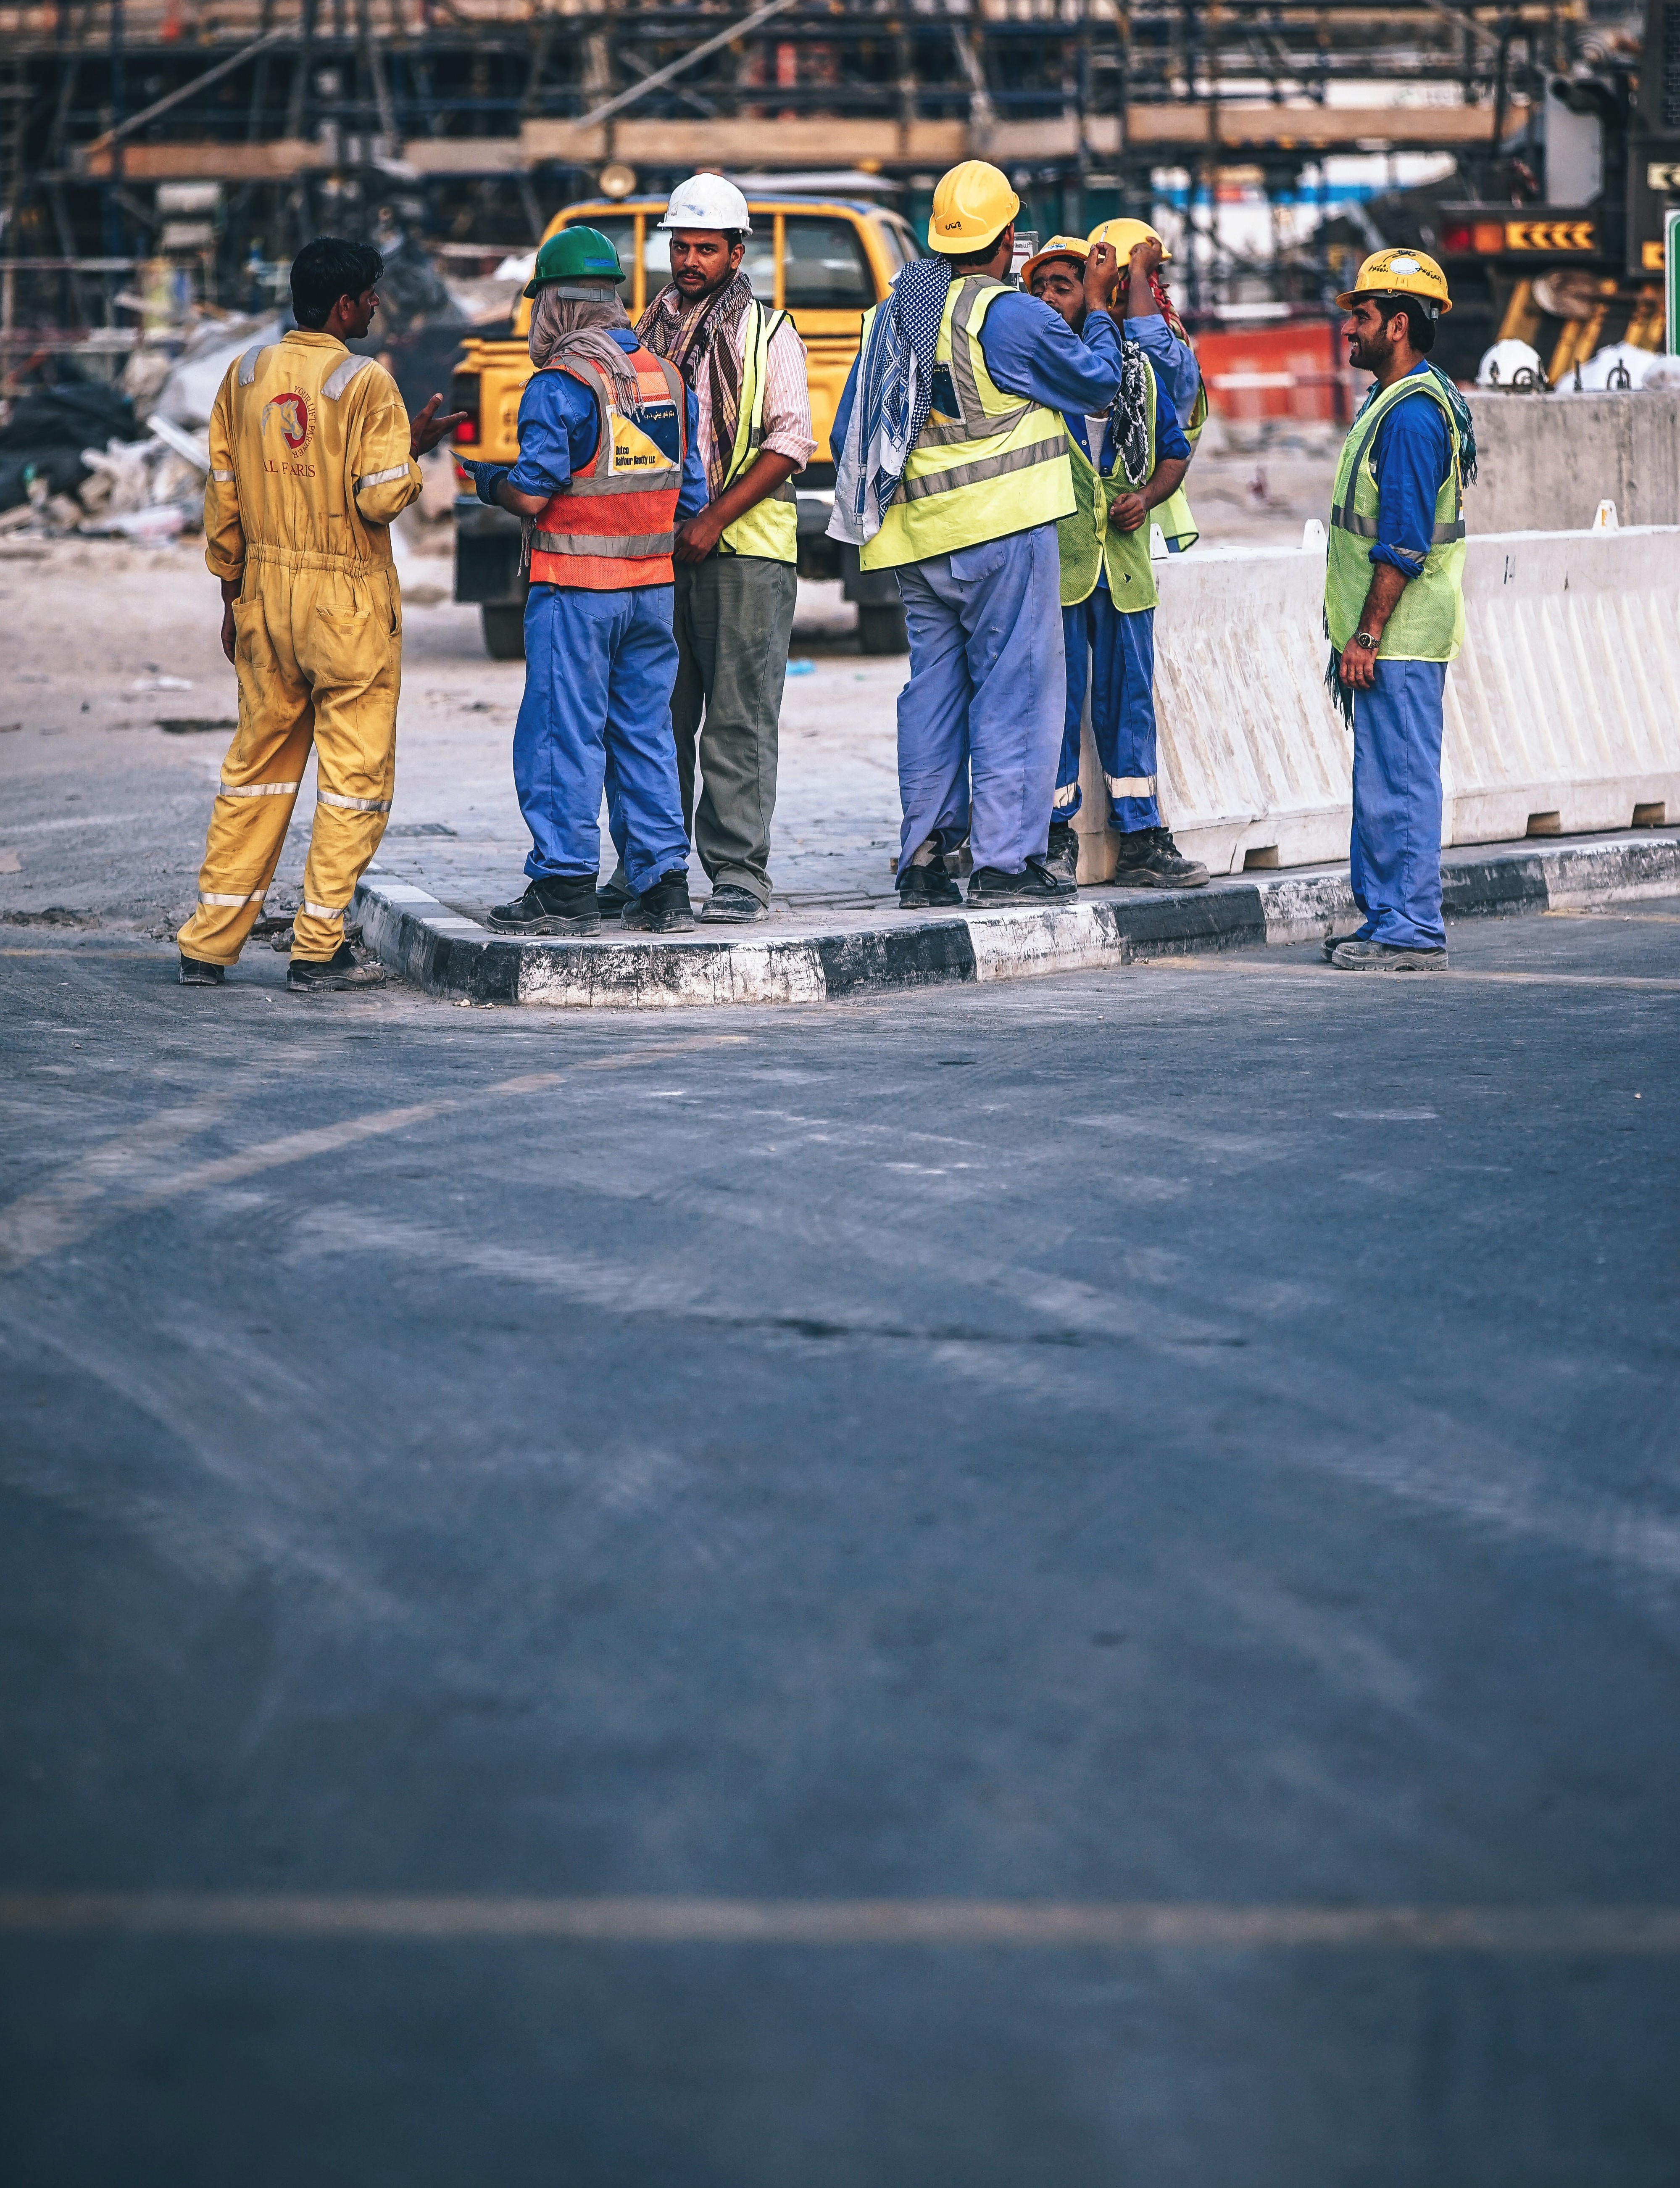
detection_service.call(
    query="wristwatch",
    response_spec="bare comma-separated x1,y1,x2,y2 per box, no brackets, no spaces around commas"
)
1352,632,1379,651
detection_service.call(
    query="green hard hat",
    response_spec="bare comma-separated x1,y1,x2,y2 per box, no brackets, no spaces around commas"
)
524,225,624,297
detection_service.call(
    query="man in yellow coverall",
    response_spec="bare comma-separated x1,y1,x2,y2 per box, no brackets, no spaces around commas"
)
175,237,463,991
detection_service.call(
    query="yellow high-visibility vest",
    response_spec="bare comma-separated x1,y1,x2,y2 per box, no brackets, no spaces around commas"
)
860,275,1074,572
718,299,798,564
1325,368,1465,661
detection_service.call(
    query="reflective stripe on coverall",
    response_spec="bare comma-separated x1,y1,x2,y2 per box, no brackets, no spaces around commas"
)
1056,600,1160,833
176,331,421,966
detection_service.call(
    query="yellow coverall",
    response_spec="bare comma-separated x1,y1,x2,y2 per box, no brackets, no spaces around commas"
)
175,329,423,966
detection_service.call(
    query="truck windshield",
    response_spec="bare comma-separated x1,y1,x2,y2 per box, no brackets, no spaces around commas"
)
783,216,874,308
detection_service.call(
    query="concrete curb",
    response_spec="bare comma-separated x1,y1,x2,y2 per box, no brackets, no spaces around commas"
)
355,829,1680,1009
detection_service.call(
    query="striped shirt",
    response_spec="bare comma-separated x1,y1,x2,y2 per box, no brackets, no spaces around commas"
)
693,305,817,474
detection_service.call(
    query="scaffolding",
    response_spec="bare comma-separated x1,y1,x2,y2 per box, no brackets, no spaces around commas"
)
0,0,1627,369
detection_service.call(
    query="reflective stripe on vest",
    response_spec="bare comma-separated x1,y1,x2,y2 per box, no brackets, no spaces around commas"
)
1324,368,1467,663
859,277,1075,572
1056,352,1160,612
720,300,798,564
529,345,687,591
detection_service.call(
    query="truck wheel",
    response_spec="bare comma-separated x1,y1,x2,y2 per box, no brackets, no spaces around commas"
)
481,604,527,661
857,602,907,656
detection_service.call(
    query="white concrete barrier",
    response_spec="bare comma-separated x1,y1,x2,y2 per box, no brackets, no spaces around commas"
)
1073,526,1680,880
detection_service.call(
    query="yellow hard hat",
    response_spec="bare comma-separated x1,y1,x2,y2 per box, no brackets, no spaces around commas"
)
1087,216,1170,265
927,161,1020,256
1335,246,1453,316
1020,234,1090,287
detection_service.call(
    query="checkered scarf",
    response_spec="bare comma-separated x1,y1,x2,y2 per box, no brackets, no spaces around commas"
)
638,269,753,501
829,256,952,548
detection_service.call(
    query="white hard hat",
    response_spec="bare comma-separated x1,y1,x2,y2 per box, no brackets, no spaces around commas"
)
658,173,752,235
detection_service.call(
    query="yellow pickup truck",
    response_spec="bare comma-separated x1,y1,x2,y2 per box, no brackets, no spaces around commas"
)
451,192,918,658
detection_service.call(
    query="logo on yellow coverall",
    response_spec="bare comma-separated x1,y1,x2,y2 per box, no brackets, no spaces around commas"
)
261,389,315,477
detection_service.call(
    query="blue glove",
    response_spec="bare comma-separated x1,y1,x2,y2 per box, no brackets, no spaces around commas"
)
464,460,510,509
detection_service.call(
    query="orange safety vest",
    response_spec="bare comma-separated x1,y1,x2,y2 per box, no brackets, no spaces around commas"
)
528,345,688,591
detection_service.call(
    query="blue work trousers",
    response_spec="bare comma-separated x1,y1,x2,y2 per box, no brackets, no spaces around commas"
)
893,525,1064,875
514,583,690,898
1349,656,1448,951
1056,589,1161,834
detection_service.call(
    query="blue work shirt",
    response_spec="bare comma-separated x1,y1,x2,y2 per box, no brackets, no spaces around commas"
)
830,288,1123,461
1122,313,1201,432
1367,362,1452,580
480,330,708,517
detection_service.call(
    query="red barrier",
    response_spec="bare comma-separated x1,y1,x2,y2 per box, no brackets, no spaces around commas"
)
1193,319,1359,424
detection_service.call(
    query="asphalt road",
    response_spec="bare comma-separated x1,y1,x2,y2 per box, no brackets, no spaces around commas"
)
3,907,1678,2186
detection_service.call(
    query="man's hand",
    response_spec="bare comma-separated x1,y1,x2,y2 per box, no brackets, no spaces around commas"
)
1083,241,1119,311
410,393,470,460
1339,636,1379,689
674,506,727,564
1109,490,1148,534
219,577,241,667
1128,237,1165,284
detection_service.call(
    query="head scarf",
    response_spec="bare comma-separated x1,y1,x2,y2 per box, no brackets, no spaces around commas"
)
527,281,640,417
638,267,753,499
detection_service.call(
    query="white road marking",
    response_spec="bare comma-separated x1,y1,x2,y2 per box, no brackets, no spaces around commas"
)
0,1894,1676,1953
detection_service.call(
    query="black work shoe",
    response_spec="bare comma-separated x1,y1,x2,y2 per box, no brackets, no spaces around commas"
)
967,861,1076,906
178,954,224,986
1043,820,1080,886
1322,929,1367,962
287,940,388,992
596,876,634,921
1109,826,1210,890
699,884,769,925
898,859,962,909
487,875,601,935
1329,938,1448,972
621,870,695,933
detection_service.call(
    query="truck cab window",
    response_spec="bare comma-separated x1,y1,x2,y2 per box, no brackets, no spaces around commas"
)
782,217,873,310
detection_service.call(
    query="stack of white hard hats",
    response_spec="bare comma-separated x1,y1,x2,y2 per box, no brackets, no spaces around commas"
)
1476,338,1546,390
659,175,753,233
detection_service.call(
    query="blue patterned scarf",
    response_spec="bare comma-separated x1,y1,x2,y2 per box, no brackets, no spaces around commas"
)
829,257,952,547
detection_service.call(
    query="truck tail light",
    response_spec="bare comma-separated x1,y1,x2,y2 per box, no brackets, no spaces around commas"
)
1473,222,1505,253
450,368,480,445
1441,222,1472,253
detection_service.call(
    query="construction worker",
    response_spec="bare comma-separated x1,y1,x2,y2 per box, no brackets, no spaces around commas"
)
1087,217,1207,556
595,171,816,925
463,226,708,937
177,236,464,990
828,161,1125,908
1323,247,1475,972
1022,233,1205,892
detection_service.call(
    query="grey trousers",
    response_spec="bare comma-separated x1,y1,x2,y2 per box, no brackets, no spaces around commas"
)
672,554,797,905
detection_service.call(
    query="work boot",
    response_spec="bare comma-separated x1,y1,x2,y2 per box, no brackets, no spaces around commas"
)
1043,820,1080,887
897,858,962,910
1329,938,1448,972
967,860,1075,906
596,876,634,921
487,875,601,935
287,939,388,993
177,954,224,986
1322,928,1368,962
1110,826,1210,890
621,870,695,933
699,884,769,925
